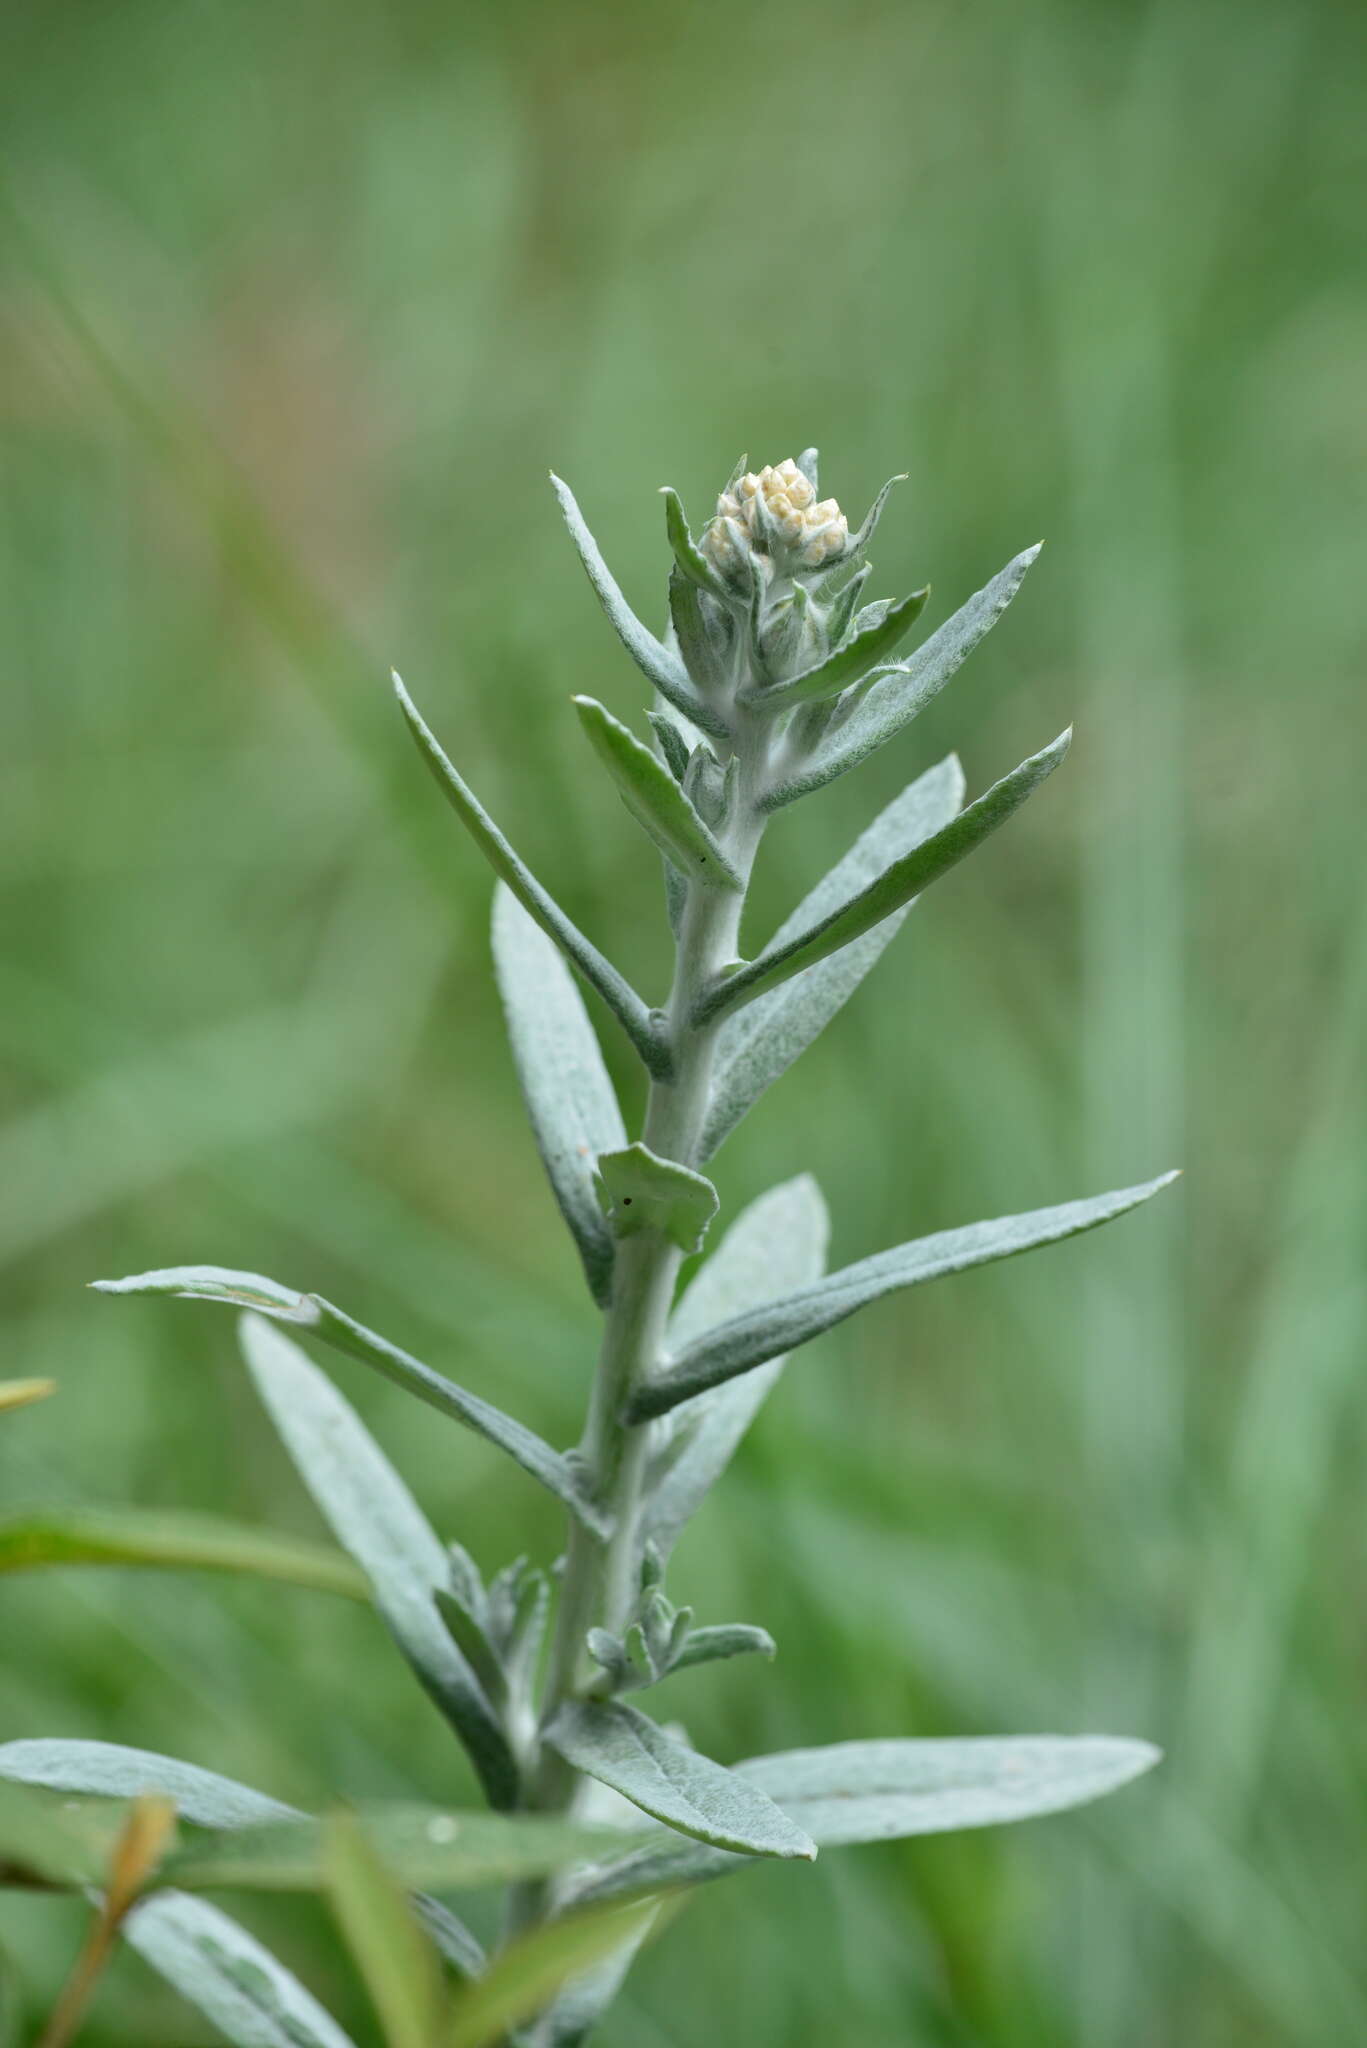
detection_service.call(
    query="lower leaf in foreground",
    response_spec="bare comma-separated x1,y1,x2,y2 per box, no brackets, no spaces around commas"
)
566,1734,1161,1903
125,1891,359,2048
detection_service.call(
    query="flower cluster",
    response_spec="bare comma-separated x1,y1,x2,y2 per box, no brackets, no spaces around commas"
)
702,458,849,575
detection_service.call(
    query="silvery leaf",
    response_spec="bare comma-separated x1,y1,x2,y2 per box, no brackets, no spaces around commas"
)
544,1701,815,1861
492,884,626,1307
768,543,1042,806
700,756,965,1158
239,1315,518,1809
630,1174,1180,1421
698,730,1070,1025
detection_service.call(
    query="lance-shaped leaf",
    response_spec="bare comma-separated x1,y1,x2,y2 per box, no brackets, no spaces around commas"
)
448,1900,662,2048
700,756,965,1158
239,1315,518,1809
325,1814,443,2048
767,543,1043,806
643,1177,829,1558
492,884,625,1307
544,1701,815,1861
550,474,727,736
697,729,1070,1026
573,697,742,890
393,672,668,1075
740,585,929,713
0,1507,369,1601
848,472,907,556
660,487,726,597
160,1805,631,1895
0,1742,486,1982
567,1735,1160,1903
92,1267,602,1535
125,1892,360,2048
596,1144,719,1255
0,1742,300,1831
629,1173,1179,1421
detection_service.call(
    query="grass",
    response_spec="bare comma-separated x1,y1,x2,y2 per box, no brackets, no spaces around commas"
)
1,0,1364,2041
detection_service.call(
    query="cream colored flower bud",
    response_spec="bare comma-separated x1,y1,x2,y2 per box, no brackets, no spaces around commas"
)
703,456,849,576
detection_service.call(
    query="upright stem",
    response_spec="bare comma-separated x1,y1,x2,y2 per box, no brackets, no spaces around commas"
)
510,718,769,1915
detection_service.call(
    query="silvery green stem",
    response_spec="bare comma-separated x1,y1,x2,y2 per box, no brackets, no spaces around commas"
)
515,717,769,1886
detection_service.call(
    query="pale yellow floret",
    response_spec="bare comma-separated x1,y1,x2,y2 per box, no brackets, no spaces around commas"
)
702,456,849,573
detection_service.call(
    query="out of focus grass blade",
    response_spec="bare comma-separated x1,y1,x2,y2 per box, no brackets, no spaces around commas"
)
0,1508,369,1600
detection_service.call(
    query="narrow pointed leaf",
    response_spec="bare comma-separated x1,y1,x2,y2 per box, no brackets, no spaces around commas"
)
550,474,726,736
568,1735,1160,1902
848,472,907,556
573,697,742,890
93,1267,602,1534
239,1315,518,1809
699,729,1070,1025
741,585,929,712
670,1624,776,1672
0,1507,369,1600
1,1743,487,1982
125,1892,360,2048
544,1701,814,1861
492,885,626,1307
643,1177,829,1557
325,1813,443,2048
0,1742,299,1830
768,543,1042,805
700,756,965,1157
393,672,668,1074
630,1174,1180,1421
660,487,725,596
596,1144,719,1256
447,1901,661,2048
160,1805,631,1894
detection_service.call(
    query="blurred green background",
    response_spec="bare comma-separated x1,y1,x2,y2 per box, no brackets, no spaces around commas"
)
2,0,1364,2040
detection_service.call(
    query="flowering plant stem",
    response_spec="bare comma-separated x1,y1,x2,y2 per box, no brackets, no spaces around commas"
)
5,452,1178,2048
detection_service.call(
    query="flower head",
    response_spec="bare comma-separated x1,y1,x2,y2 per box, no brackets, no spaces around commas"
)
702,458,849,576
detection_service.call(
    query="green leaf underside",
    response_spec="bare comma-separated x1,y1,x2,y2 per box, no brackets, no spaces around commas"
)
643,1177,830,1558
0,1740,487,1980
700,756,965,1158
567,1736,1160,1904
0,1507,369,1599
744,585,930,712
0,1779,129,1889
324,1814,443,2048
699,729,1070,1026
596,1145,719,1255
93,1267,600,1534
392,672,666,1074
549,475,727,737
767,543,1042,806
493,884,627,1305
126,1892,360,2048
448,1903,661,2048
630,1173,1179,1421
545,1701,815,1861
239,1315,519,1810
163,1807,632,1894
0,1742,299,1831
573,698,741,890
